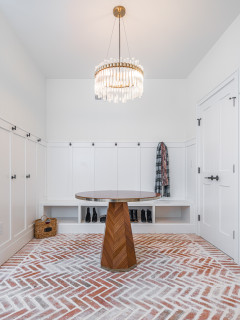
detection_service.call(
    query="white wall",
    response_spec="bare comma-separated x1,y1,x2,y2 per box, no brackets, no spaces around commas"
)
186,14,240,139
0,11,46,139
46,79,188,142
0,11,46,265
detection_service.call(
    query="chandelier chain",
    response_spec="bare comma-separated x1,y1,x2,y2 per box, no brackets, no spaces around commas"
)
106,18,117,59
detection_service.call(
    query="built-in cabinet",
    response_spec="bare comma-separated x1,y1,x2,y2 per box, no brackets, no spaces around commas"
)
43,141,196,234
0,125,46,265
11,134,26,237
47,142,188,200
0,129,11,247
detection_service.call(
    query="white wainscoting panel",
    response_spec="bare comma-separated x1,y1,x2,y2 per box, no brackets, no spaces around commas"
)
168,144,186,199
94,144,118,191
73,145,94,194
140,144,156,192
46,141,190,200
47,144,72,199
117,144,140,191
37,144,47,210
186,140,197,203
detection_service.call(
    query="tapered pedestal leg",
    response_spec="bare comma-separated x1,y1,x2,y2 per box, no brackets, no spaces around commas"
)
101,202,137,271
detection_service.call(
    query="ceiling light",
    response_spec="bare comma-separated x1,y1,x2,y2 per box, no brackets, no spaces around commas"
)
94,6,144,103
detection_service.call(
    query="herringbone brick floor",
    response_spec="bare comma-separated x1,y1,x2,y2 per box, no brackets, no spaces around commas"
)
0,234,240,320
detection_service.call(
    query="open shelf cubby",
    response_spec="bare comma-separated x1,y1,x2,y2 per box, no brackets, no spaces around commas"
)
44,206,79,224
81,206,108,224
155,205,190,224
39,199,194,233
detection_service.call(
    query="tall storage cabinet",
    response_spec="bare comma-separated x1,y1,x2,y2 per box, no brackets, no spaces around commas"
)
0,128,11,246
11,134,26,237
0,121,46,265
26,140,37,228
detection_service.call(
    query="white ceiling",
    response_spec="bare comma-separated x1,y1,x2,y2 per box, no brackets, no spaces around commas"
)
1,0,240,79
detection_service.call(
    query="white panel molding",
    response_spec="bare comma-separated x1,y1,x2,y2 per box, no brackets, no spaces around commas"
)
46,140,191,201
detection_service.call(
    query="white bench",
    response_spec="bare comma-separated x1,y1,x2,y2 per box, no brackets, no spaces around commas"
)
39,199,195,234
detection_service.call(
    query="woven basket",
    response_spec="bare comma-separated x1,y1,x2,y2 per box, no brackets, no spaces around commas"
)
34,215,57,239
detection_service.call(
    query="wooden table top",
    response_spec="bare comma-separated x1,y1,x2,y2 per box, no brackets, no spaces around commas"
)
75,190,161,203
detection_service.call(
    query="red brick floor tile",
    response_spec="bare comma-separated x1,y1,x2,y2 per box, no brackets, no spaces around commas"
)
0,234,240,320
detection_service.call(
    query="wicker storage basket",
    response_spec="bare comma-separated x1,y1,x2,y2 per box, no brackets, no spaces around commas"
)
34,215,57,239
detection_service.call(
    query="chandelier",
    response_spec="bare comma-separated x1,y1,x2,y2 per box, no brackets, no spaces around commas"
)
94,6,144,103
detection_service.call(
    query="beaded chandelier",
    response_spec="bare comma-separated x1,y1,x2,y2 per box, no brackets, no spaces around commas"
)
94,6,144,103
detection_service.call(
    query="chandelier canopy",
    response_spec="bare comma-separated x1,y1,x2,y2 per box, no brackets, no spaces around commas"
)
94,6,144,103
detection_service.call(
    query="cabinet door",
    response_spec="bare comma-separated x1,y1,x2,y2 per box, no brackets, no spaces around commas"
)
95,147,117,190
73,147,94,193
140,147,156,192
0,128,11,246
47,146,72,199
26,140,37,227
118,147,140,190
11,134,25,237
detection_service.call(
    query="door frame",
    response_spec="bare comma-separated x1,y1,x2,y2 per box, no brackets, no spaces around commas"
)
196,71,239,263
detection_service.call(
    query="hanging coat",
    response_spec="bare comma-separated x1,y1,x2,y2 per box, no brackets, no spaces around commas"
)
155,142,170,197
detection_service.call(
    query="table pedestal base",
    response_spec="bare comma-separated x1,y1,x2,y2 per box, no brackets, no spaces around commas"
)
101,202,137,271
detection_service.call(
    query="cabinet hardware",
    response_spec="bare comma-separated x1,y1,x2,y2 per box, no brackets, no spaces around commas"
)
198,215,200,221
198,167,200,174
69,142,72,146
37,138,41,142
115,142,117,146
26,133,30,137
92,142,95,146
205,175,219,181
11,174,16,179
26,174,31,179
197,118,202,126
138,142,140,146
12,126,16,131
233,164,235,173
233,230,235,239
229,97,237,106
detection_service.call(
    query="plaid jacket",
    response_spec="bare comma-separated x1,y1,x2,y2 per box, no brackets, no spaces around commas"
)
155,142,170,197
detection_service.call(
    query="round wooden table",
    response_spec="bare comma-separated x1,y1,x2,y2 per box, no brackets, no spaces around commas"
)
75,190,161,272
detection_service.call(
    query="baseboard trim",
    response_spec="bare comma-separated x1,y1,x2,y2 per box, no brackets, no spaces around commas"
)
0,228,33,266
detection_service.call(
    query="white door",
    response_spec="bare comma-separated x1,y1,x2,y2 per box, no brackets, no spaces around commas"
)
11,134,26,237
26,140,37,227
73,146,94,193
118,144,140,190
198,74,238,259
0,128,11,246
